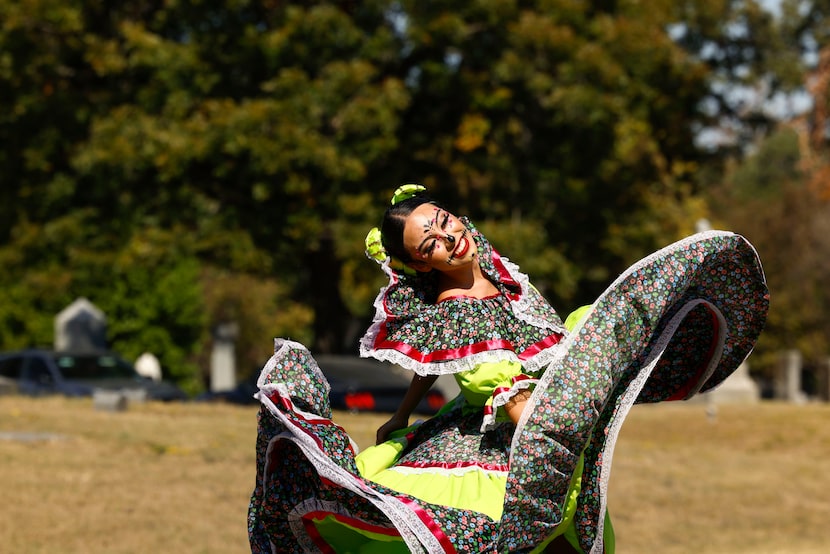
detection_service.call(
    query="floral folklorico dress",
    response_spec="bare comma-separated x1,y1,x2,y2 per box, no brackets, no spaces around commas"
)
359,220,569,432
247,224,769,554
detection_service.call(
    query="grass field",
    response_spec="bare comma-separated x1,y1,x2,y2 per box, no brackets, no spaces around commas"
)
2,396,829,553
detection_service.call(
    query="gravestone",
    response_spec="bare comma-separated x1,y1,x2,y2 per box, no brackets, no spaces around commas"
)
695,217,712,234
210,322,238,392
93,389,128,412
135,352,162,382
774,349,807,404
54,298,107,352
0,377,18,395
695,361,760,404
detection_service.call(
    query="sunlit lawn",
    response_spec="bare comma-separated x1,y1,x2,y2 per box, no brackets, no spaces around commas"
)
2,396,828,553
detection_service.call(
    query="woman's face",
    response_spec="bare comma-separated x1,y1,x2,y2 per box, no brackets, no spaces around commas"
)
402,203,476,272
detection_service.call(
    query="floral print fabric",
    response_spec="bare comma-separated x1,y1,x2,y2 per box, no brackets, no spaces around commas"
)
360,219,566,376
248,231,768,553
499,231,769,553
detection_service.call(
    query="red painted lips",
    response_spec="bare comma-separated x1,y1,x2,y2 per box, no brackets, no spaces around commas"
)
453,235,470,259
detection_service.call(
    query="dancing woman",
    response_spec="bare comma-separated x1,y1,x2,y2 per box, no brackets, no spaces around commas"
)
248,185,768,553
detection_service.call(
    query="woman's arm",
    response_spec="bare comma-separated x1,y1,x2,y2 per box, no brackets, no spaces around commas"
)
376,373,438,444
503,388,531,425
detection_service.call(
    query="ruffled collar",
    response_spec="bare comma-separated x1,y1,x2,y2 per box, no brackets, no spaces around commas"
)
359,219,566,375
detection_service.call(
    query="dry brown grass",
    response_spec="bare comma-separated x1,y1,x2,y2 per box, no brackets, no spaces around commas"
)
1,396,828,553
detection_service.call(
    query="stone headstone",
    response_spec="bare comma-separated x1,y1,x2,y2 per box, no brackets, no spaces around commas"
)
135,352,162,382
93,390,128,412
210,322,238,392
695,361,760,404
695,218,712,233
0,377,18,396
774,349,807,404
55,298,107,352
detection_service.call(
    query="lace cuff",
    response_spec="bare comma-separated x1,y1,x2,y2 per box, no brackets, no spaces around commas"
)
480,375,538,432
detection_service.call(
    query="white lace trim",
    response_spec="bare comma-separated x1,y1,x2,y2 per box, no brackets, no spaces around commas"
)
498,254,566,333
359,256,566,376
257,389,438,553
508,230,743,554
257,383,360,454
586,299,727,554
382,464,509,478
287,498,353,552
359,257,400,356
258,338,331,397
480,378,538,433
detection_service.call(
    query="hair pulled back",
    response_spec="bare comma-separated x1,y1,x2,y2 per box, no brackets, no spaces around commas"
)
381,195,439,264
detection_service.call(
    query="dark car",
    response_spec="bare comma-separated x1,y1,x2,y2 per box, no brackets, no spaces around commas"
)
0,349,188,402
316,355,446,415
200,355,447,415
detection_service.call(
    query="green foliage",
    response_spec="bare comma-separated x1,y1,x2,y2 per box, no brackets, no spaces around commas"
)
0,215,211,394
729,129,802,200
377,0,711,302
3,0,825,390
709,129,830,376
199,267,314,383
102,230,207,393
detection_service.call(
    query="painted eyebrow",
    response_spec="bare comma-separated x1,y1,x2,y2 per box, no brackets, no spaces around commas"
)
417,209,444,253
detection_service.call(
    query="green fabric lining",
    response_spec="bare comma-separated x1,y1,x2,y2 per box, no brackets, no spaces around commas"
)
351,305,614,551
366,465,508,521
310,513,409,553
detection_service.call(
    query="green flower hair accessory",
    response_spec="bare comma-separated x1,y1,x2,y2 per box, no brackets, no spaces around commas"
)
365,227,386,265
390,183,426,205
364,227,416,276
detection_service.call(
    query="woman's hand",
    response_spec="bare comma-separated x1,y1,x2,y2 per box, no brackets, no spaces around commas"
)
503,388,532,426
376,374,437,444
376,414,409,444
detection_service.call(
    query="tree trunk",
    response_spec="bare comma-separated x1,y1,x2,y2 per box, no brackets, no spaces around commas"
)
306,235,351,354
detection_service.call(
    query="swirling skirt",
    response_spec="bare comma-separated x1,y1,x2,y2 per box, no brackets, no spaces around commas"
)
247,231,768,553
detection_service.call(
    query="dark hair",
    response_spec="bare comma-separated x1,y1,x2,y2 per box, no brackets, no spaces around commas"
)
381,195,440,263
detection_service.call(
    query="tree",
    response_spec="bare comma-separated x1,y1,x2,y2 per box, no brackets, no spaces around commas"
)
709,127,830,378
1,0,798,390
0,1,410,361
71,1,411,352
701,2,830,377
368,0,715,308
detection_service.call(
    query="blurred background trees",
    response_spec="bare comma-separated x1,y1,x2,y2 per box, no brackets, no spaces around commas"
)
1,0,828,393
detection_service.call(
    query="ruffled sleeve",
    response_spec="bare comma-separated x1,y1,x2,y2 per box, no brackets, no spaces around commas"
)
453,305,596,432
454,360,539,432
360,219,565,376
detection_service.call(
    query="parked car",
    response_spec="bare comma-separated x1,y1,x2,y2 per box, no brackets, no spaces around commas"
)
199,355,447,415
0,349,188,402
317,355,446,415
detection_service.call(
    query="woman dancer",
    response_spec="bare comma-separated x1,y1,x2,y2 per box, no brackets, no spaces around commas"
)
364,184,569,439
248,185,768,553
356,184,587,551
